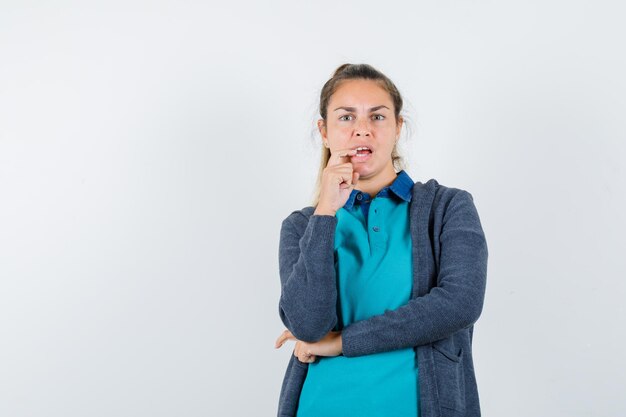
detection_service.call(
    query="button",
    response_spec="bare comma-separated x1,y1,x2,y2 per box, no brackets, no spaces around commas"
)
372,226,380,232
356,193,363,201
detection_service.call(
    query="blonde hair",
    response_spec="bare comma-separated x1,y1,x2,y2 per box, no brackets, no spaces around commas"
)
310,63,409,207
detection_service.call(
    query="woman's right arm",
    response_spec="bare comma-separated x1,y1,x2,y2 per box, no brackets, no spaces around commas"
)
278,212,339,343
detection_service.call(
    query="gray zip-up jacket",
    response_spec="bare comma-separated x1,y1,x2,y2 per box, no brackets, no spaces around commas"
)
277,178,489,417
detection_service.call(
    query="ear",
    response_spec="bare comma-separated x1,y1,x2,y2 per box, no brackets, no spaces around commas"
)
317,119,327,141
396,115,404,138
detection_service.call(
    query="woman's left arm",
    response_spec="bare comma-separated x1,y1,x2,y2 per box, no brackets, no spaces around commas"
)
340,190,489,357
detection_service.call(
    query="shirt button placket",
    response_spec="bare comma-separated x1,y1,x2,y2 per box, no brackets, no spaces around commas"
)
369,200,384,249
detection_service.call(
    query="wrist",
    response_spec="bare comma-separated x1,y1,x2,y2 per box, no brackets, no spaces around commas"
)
338,331,343,355
314,206,336,216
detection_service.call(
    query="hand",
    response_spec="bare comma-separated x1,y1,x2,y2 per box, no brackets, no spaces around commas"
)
314,148,360,215
274,329,343,364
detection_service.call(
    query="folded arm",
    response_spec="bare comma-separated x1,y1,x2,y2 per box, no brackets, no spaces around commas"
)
340,190,488,357
278,213,339,343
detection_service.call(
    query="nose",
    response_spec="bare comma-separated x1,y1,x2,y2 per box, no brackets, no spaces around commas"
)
354,119,371,137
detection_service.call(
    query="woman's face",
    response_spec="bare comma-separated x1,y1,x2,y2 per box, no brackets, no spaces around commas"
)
318,79,402,180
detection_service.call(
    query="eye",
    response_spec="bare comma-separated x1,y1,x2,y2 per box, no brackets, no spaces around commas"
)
339,114,354,121
373,114,385,121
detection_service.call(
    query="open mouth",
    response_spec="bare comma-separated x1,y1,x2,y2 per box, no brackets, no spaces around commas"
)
354,146,372,156
352,146,373,161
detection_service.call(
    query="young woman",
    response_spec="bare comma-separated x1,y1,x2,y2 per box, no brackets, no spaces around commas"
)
274,63,488,417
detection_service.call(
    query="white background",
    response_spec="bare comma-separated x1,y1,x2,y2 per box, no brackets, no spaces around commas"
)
1,1,625,416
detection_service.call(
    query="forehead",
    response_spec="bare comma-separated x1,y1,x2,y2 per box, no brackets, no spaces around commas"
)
329,79,392,107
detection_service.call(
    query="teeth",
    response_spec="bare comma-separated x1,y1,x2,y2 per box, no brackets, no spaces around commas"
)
356,147,370,150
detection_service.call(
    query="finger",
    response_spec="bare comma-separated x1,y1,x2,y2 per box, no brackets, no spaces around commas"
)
275,332,287,347
337,148,357,158
294,348,308,364
299,352,314,363
329,148,357,166
275,333,284,348
294,342,310,362
304,347,314,360
351,171,360,187
337,164,356,185
275,330,295,348
303,353,317,363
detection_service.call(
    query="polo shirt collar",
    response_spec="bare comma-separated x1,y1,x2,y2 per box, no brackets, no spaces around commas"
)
343,170,414,210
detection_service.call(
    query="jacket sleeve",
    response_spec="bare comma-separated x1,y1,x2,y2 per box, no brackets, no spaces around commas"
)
278,212,339,343
340,190,488,357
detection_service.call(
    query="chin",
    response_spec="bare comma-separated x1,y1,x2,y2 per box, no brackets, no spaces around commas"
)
354,165,376,178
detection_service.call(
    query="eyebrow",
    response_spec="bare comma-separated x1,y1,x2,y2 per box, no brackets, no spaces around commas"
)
333,105,390,112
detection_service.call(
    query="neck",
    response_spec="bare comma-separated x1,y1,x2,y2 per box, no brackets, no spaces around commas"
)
355,163,398,197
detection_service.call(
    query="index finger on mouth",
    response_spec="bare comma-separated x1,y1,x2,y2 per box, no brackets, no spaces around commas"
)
332,148,357,162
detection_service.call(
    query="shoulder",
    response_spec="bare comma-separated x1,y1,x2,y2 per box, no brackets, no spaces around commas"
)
280,206,316,234
282,206,315,223
412,178,475,204
411,178,479,220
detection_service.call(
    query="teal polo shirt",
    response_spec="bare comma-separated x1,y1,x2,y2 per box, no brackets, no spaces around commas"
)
297,170,420,417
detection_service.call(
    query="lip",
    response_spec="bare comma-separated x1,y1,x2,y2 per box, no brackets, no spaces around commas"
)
351,145,374,160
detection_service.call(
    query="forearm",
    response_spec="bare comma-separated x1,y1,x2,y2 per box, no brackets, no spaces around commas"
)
340,190,488,357
340,280,485,357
